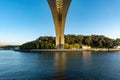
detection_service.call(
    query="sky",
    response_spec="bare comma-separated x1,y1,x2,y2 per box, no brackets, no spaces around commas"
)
0,0,120,45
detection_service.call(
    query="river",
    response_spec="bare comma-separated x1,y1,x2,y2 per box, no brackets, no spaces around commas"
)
0,50,120,80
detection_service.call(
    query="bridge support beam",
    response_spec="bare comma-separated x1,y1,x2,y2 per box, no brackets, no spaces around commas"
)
47,0,71,49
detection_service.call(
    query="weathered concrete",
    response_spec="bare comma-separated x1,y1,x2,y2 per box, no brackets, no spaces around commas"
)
47,0,71,49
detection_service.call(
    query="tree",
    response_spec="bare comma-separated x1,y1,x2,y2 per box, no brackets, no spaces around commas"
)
20,35,118,50
73,44,80,49
64,43,70,49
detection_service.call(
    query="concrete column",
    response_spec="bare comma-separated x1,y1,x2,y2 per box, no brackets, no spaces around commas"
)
47,0,71,49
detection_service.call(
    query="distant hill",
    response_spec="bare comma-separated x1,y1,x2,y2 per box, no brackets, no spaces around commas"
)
20,35,120,50
0,45,20,50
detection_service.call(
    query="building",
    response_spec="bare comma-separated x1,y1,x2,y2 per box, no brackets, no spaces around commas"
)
113,46,120,49
14,47,20,51
47,0,72,49
82,45,91,49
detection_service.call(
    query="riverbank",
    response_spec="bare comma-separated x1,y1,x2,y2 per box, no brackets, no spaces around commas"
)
17,48,120,52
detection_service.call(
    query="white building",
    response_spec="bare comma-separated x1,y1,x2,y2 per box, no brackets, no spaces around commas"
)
113,46,120,49
82,45,91,49
14,47,20,50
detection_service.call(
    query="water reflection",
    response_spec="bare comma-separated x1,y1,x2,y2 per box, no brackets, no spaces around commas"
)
82,51,92,68
54,51,92,75
1,51,120,80
54,52,67,79
54,51,92,79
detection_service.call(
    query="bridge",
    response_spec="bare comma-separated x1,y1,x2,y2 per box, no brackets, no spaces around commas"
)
47,0,72,49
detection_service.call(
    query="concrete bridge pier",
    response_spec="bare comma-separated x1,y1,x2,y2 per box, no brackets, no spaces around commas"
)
47,0,71,49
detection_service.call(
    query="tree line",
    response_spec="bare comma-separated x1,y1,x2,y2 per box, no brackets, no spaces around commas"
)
0,45,19,50
20,35,120,50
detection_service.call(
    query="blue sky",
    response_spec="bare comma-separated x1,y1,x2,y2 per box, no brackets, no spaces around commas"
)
0,0,120,45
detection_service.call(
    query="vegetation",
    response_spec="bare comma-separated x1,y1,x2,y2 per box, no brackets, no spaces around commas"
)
20,36,56,50
0,45,19,50
20,35,120,50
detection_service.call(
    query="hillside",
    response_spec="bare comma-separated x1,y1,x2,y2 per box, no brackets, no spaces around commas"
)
0,45,19,50
19,35,120,50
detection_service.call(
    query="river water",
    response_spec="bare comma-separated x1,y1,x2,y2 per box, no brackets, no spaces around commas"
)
0,50,120,80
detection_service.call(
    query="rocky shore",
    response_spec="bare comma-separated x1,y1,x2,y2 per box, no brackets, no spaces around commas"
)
17,48,120,52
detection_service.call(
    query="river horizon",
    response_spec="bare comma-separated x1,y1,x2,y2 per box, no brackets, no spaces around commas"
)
0,50,120,80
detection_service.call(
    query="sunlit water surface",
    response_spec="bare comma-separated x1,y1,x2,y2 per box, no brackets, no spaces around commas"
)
0,50,120,80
